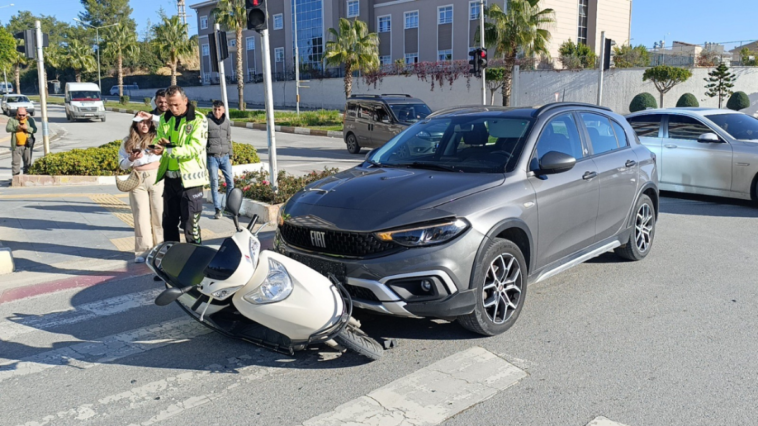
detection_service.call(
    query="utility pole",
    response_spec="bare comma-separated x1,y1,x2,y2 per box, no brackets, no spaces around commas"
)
34,21,49,155
480,0,486,105
2,69,8,94
294,0,300,114
215,23,230,120
597,31,605,106
262,28,278,191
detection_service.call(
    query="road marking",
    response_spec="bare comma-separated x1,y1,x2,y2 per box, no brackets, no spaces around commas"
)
109,229,218,252
89,194,134,227
0,193,129,199
16,354,282,426
302,346,527,426
586,416,630,426
0,317,210,383
0,288,163,340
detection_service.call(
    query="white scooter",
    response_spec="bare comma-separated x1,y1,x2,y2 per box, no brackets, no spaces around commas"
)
148,188,384,361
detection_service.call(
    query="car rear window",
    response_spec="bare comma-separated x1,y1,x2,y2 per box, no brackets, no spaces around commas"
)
627,114,662,137
667,115,712,140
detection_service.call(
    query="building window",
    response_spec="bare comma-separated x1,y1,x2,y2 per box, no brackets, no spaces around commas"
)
378,15,391,33
404,53,419,64
200,16,208,30
246,37,255,51
577,0,588,45
228,38,236,47
291,0,324,69
274,13,283,30
404,11,418,29
380,55,392,65
469,1,485,21
438,6,453,24
347,0,359,18
438,49,452,62
202,44,210,56
275,47,285,63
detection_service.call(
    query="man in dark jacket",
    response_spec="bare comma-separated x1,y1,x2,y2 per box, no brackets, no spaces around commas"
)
150,89,169,125
5,107,37,175
207,100,234,219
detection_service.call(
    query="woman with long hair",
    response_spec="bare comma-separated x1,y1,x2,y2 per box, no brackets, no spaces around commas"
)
118,111,164,263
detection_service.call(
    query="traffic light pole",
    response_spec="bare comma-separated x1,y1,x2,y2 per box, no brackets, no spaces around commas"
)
35,21,49,155
261,28,278,191
597,31,605,106
480,1,486,105
215,23,230,120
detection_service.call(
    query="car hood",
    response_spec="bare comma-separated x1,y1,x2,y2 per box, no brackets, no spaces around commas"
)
282,166,504,232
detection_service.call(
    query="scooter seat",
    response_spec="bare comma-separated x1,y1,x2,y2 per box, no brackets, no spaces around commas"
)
159,243,218,286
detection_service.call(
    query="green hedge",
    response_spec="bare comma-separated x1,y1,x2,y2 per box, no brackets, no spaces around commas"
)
727,91,750,111
676,93,699,107
29,141,259,176
120,96,130,105
630,92,657,112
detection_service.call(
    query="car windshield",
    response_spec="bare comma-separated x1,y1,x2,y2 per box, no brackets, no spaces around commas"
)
389,103,432,123
706,113,758,140
6,96,28,103
368,115,533,173
71,91,100,101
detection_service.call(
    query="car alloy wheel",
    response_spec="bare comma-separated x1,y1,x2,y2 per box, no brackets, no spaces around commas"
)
346,134,360,154
482,253,523,325
635,203,653,253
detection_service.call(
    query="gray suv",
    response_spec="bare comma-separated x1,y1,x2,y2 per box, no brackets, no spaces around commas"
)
343,94,432,154
276,103,658,336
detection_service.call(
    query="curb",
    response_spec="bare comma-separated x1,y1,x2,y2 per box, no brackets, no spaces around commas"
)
0,242,14,275
104,107,344,139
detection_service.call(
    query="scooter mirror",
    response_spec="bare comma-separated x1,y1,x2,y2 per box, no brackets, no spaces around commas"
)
155,287,185,306
226,187,244,217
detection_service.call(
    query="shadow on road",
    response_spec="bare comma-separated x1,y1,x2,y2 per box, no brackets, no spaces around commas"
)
659,191,758,218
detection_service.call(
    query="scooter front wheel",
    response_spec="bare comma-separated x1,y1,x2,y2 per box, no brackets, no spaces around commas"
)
334,323,384,361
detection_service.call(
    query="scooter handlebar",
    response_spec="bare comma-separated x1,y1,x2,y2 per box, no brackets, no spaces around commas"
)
247,214,259,231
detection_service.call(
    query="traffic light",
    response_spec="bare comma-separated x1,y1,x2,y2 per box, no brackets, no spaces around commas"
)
246,0,267,32
208,30,229,72
603,38,614,71
14,30,36,60
478,48,488,70
469,48,480,75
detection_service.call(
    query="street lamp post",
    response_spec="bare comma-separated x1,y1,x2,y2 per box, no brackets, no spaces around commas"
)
73,19,119,92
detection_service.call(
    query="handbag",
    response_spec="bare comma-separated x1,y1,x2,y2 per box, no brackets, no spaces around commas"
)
115,170,143,192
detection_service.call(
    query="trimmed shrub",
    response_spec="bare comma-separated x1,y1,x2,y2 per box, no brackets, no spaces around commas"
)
630,92,658,112
233,168,340,204
727,91,750,111
144,97,152,106
676,93,699,107
119,96,130,105
28,141,259,176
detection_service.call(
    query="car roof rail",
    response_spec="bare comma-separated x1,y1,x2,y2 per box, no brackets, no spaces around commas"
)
380,94,413,98
349,94,381,99
534,102,612,116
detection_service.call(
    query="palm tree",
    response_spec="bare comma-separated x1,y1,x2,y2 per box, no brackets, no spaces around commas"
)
65,39,97,83
212,0,247,110
324,18,379,99
11,50,27,94
481,0,555,106
153,16,195,86
103,25,139,97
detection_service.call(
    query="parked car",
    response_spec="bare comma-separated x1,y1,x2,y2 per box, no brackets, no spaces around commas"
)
65,82,105,122
110,83,139,96
343,94,432,154
276,102,658,336
1,94,34,116
0,81,14,94
627,108,758,201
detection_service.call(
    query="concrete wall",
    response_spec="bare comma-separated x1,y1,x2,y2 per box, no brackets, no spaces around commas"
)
128,67,758,116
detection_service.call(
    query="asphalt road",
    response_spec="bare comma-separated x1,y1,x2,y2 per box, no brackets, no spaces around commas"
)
2,106,758,425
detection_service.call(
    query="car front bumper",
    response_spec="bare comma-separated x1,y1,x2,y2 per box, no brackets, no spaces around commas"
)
274,227,484,319
70,110,105,119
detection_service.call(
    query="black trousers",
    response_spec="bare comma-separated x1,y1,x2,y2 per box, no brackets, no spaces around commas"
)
163,177,204,244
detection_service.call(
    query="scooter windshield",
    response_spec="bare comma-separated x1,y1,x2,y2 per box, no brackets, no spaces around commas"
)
204,238,242,280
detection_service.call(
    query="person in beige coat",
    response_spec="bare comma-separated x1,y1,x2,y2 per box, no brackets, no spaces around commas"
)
118,111,165,262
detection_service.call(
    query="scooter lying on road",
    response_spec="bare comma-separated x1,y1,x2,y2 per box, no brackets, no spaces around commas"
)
148,188,384,361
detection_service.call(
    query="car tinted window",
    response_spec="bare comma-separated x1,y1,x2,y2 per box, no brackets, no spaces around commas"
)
70,91,100,100
346,103,357,118
627,114,662,137
611,120,629,147
706,113,758,140
389,103,432,123
374,106,390,123
535,113,584,160
667,115,712,140
358,104,373,120
581,113,619,155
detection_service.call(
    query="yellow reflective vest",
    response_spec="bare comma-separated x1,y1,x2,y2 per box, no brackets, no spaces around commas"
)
154,104,210,188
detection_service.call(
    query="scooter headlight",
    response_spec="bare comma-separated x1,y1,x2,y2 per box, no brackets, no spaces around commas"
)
243,259,293,304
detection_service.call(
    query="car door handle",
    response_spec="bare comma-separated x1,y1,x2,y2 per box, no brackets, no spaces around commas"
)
625,160,637,168
582,171,597,180
664,144,677,149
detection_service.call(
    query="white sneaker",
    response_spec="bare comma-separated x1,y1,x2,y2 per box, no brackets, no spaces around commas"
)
135,256,146,263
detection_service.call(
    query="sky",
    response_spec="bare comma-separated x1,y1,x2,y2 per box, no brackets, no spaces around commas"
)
0,0,756,51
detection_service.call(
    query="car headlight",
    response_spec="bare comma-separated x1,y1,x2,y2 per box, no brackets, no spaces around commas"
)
243,258,293,304
375,219,469,247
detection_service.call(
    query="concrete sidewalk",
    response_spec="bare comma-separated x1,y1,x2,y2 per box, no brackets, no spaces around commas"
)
0,184,272,304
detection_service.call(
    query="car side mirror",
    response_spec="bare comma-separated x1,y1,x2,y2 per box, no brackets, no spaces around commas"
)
381,117,391,124
697,132,720,143
537,151,576,175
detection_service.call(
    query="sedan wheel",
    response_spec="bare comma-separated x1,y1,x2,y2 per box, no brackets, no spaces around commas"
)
615,194,655,261
458,239,527,336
